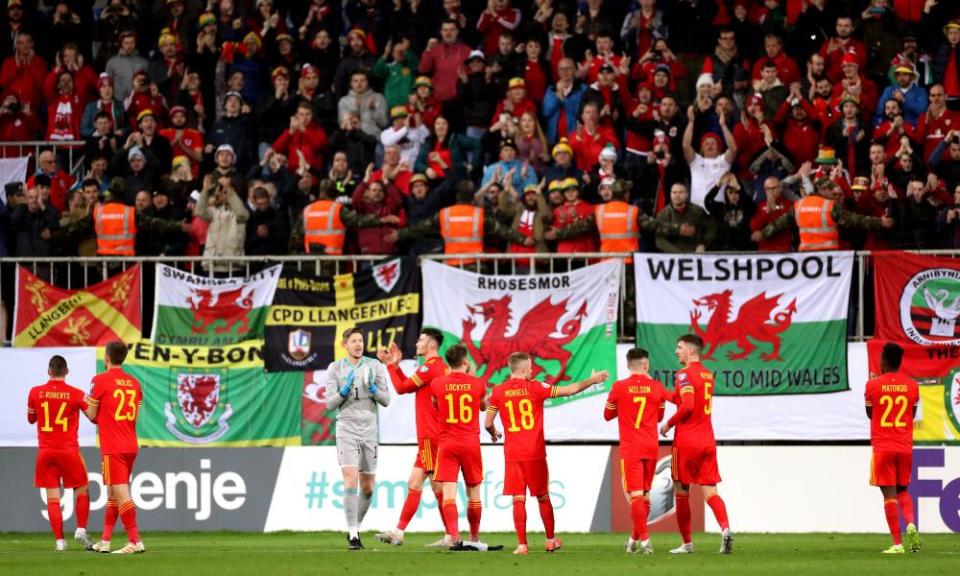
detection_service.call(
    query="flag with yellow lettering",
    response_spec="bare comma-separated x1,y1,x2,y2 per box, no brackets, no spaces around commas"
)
13,265,141,347
264,257,421,371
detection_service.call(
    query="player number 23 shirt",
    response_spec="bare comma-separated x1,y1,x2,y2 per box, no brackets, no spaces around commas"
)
89,367,143,455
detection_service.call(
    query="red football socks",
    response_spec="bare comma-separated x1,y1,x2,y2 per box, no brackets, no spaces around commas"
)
676,493,692,544
537,495,556,540
433,489,445,527
467,500,482,541
396,488,422,531
118,500,140,544
75,492,90,530
102,499,118,541
897,491,915,525
512,497,527,545
706,494,730,531
47,497,64,540
629,496,648,541
884,499,902,545
441,499,459,540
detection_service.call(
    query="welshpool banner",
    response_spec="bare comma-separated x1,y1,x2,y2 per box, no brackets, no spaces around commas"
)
874,252,960,346
635,253,853,395
151,264,281,346
14,265,141,347
108,340,301,447
422,260,620,434
264,258,420,371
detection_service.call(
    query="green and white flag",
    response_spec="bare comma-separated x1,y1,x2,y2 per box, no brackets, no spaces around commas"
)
152,264,282,346
422,260,620,439
103,340,301,447
635,252,853,395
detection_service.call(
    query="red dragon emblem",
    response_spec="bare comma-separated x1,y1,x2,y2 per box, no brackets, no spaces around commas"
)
187,286,254,334
689,290,797,361
461,295,586,384
177,374,220,428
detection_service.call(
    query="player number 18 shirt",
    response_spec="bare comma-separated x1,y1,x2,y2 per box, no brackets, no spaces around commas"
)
487,377,557,462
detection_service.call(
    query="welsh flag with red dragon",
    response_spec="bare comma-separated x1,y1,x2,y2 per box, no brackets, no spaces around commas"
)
13,265,141,347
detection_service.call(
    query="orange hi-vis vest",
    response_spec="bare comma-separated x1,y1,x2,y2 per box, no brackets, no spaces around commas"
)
794,195,839,251
94,203,136,256
303,200,346,254
440,204,484,265
595,201,639,260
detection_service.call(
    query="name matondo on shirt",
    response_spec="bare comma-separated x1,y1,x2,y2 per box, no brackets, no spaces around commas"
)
504,389,530,397
40,391,71,399
445,383,473,391
628,385,652,394
881,384,909,393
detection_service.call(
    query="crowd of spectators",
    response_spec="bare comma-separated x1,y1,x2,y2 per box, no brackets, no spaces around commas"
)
1,0,960,261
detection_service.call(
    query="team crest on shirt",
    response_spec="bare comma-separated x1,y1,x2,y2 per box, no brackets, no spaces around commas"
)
898,268,960,346
419,365,429,373
163,373,234,444
947,372,960,434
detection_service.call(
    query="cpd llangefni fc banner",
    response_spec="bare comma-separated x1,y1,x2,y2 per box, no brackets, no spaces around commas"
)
264,258,421,371
152,264,281,346
422,259,619,397
13,265,141,347
635,253,853,395
111,340,301,447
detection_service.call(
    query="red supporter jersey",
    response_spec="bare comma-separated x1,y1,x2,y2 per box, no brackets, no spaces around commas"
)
672,361,716,449
429,372,487,442
606,374,667,459
89,367,142,454
27,380,87,451
865,372,919,453
390,356,446,439
487,377,557,462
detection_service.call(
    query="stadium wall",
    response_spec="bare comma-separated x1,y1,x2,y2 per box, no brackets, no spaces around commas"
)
2,445,958,534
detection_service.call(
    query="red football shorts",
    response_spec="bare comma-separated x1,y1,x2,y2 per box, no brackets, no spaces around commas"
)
434,441,483,485
414,437,439,473
671,444,721,485
503,459,550,496
621,457,657,493
870,451,912,487
35,450,88,489
102,453,137,486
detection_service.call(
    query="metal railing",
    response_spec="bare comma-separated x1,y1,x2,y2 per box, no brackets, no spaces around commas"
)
0,140,86,177
4,250,960,347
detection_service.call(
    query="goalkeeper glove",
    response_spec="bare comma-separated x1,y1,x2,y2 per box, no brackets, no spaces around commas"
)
339,368,356,397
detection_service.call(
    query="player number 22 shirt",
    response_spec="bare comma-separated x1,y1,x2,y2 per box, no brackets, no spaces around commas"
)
865,372,919,453
487,377,557,462
89,367,143,454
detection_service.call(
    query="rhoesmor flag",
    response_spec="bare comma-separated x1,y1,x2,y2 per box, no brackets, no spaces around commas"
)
264,258,421,371
111,340,301,447
151,264,281,346
13,265,141,347
635,252,853,395
422,259,619,399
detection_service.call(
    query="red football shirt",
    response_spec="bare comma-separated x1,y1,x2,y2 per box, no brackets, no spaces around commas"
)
89,367,142,455
671,361,717,449
27,380,87,451
865,372,919,453
429,372,487,442
388,355,446,439
606,374,667,459
487,377,556,462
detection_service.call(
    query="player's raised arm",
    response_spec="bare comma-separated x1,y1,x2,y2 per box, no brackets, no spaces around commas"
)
554,370,609,398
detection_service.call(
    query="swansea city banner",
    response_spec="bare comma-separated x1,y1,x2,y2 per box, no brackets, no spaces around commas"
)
264,258,421,371
109,340,301,447
152,264,281,346
13,265,141,347
635,253,853,395
422,260,619,433
874,252,960,346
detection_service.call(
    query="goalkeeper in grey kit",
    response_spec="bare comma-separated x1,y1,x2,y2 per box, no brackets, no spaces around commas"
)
325,326,391,550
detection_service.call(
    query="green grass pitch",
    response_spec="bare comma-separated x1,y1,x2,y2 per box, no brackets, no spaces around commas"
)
2,532,957,575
